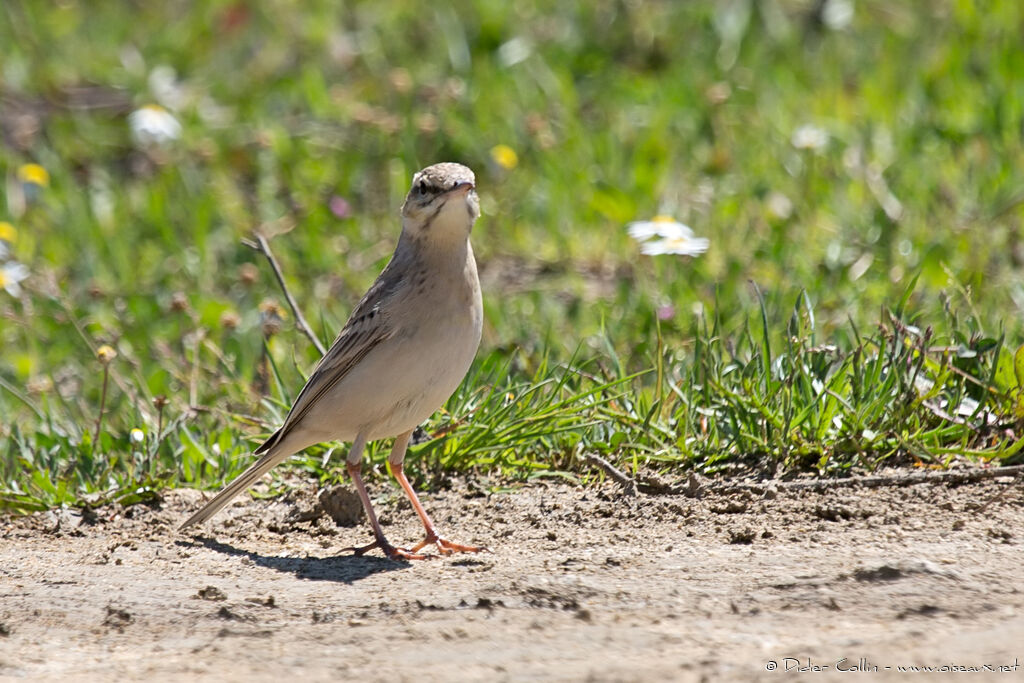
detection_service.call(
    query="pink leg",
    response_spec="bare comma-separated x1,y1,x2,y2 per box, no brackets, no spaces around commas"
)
344,462,430,561
391,461,486,556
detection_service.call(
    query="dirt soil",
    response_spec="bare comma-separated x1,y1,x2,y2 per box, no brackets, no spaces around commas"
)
2,473,1024,682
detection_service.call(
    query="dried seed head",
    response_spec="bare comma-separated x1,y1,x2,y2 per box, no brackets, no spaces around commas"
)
220,310,241,330
170,291,189,313
259,298,286,336
239,263,259,286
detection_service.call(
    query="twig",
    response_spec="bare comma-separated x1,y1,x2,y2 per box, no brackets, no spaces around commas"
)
188,330,202,408
242,233,326,356
975,468,1024,513
584,453,638,497
93,363,110,450
152,395,167,472
0,374,45,421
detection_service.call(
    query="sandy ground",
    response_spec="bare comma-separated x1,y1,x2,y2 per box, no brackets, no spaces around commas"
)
2,472,1023,682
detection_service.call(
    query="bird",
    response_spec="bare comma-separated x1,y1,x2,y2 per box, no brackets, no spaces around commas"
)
180,162,485,561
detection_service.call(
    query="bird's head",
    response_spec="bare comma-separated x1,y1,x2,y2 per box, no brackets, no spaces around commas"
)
400,163,480,241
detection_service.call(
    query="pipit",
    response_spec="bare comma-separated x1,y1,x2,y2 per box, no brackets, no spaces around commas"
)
180,162,484,560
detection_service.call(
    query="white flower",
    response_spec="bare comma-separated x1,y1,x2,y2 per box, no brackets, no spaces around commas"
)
497,36,532,67
766,191,793,220
130,428,145,444
0,261,29,296
791,124,828,151
627,217,709,257
129,104,182,148
822,0,854,30
148,65,186,110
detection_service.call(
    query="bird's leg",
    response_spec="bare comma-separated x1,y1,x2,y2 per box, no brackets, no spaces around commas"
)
388,430,486,556
392,463,485,555
343,434,428,561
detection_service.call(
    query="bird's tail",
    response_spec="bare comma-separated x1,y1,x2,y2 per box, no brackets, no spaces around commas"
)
178,445,290,530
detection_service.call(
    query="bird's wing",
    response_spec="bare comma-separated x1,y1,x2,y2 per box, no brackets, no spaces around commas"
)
256,266,403,454
180,268,405,529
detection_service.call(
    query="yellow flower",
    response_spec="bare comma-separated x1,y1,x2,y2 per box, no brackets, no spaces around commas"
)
490,144,518,170
18,163,50,187
97,345,118,364
0,222,16,243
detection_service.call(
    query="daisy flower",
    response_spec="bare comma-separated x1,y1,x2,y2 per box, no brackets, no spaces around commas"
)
822,0,854,30
627,216,709,256
791,124,828,151
766,192,793,220
0,261,29,297
129,104,182,147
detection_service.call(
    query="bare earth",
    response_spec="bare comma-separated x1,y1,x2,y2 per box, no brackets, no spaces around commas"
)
2,473,1023,682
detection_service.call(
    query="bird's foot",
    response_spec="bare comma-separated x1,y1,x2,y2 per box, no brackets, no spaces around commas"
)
345,539,433,561
410,534,488,556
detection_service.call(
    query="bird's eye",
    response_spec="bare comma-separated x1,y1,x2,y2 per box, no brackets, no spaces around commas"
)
416,180,429,196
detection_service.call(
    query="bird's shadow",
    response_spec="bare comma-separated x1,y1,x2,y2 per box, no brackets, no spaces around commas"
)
176,535,409,584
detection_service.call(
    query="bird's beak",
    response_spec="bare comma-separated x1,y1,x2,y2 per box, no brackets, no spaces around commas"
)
449,181,475,195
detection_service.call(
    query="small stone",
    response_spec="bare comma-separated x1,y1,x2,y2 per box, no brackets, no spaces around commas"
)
728,528,756,545
318,486,365,527
197,586,227,601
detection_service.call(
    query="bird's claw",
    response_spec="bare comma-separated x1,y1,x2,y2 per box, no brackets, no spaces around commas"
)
344,539,433,561
345,534,486,561
410,535,488,556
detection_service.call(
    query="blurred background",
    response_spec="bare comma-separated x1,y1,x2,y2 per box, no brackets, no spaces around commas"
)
1,1,1022,509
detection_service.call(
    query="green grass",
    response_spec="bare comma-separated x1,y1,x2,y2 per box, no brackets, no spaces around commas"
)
2,1,1023,513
